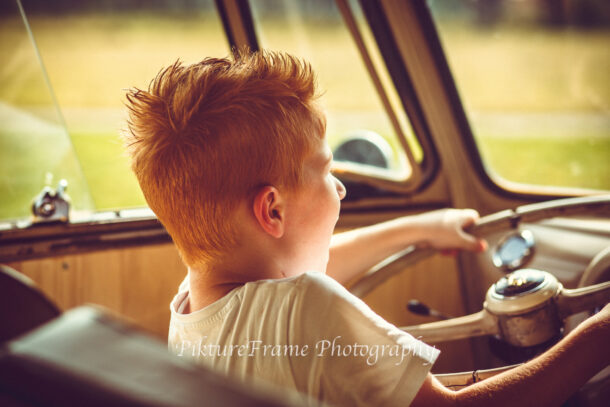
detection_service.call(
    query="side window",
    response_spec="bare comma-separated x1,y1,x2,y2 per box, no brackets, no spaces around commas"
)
428,0,610,191
249,0,426,193
0,0,228,221
1,1,93,221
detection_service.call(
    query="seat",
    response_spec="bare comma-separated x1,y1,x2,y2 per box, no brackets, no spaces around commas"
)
0,264,61,343
0,305,311,407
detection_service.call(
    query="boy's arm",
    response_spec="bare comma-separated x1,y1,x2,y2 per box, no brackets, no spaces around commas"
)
327,209,486,285
411,304,610,407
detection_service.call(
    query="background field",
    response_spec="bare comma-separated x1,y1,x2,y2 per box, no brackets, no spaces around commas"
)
1,10,609,220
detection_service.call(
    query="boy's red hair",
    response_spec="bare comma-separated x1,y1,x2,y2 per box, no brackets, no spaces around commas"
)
124,50,324,267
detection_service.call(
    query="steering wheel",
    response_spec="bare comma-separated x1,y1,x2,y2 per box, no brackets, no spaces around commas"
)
348,195,610,389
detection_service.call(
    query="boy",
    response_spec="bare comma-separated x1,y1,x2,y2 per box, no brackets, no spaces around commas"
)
124,50,609,406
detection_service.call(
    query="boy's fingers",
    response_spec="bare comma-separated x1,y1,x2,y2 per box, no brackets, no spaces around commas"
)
454,225,488,252
459,209,480,230
456,209,486,252
456,227,481,249
434,208,487,253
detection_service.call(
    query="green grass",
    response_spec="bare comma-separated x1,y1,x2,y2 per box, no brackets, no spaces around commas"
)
0,109,94,218
478,136,610,190
70,131,146,210
0,13,609,220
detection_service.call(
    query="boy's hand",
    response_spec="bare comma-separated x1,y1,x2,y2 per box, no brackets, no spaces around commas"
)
416,208,487,254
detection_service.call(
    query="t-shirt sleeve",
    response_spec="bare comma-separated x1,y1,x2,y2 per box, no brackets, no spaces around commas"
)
294,272,439,407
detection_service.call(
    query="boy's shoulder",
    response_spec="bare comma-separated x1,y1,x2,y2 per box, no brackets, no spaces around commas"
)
243,272,388,331
243,271,357,310
238,271,352,309
171,272,347,319
246,271,344,294
170,271,386,339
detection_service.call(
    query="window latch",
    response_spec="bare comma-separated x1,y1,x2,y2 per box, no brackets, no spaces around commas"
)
31,179,70,224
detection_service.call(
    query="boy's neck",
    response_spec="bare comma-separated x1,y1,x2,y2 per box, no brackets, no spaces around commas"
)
186,273,241,313
186,257,287,313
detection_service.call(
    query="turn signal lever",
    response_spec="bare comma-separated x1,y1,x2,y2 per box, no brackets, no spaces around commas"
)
406,300,454,320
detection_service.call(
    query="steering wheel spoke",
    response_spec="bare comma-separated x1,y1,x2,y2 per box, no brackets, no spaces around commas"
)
556,282,610,319
400,309,499,344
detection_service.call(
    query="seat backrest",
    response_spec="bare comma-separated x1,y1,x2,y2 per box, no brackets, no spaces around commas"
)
0,265,60,343
0,306,313,407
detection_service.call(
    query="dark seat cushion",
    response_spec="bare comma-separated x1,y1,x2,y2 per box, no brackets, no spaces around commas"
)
0,265,60,343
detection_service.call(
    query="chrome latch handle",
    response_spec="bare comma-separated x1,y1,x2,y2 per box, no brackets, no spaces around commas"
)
31,179,70,223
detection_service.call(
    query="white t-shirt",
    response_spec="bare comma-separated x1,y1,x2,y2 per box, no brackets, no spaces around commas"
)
168,272,439,406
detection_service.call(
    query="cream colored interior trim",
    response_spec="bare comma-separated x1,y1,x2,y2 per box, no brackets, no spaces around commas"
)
379,0,526,214
332,164,419,194
337,170,451,213
379,0,470,206
335,0,422,185
223,0,251,48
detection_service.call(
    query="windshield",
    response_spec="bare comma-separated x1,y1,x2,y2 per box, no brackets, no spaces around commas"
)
428,0,610,192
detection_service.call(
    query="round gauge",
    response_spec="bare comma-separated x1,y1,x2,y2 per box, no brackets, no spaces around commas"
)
333,130,392,169
492,230,535,272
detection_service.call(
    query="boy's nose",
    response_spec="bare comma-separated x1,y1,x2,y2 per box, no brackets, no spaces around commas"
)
334,176,346,200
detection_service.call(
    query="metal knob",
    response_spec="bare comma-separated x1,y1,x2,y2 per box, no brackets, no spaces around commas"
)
31,179,70,223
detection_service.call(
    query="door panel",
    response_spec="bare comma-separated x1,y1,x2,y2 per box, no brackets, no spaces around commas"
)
8,244,185,339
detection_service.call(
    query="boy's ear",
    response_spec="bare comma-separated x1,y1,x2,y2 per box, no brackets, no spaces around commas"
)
252,186,285,238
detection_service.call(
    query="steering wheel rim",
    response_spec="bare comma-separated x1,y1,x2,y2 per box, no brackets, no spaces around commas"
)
349,194,610,298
